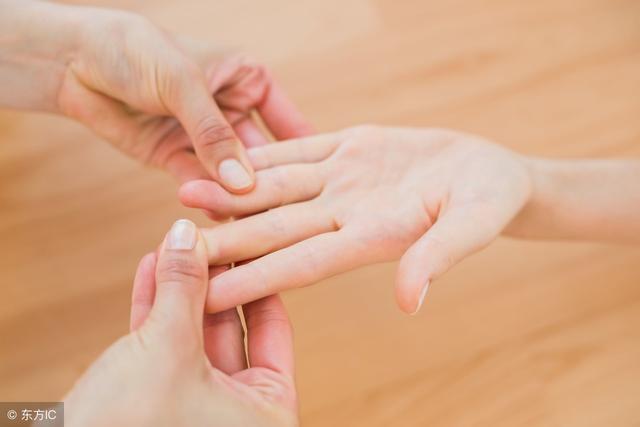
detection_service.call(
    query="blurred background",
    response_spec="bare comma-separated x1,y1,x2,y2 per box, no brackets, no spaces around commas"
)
1,0,640,425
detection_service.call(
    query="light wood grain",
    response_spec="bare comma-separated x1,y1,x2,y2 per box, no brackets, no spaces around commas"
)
1,0,640,426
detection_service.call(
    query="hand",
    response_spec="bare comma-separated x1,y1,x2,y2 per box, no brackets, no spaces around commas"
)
179,126,533,314
64,220,297,427
1,1,312,191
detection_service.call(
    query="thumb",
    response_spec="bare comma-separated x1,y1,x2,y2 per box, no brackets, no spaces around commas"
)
395,204,502,315
148,219,209,343
167,69,255,193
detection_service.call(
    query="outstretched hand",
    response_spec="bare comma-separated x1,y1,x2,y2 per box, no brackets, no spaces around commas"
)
180,126,533,314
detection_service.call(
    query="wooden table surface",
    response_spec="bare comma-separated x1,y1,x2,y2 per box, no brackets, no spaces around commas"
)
1,0,640,426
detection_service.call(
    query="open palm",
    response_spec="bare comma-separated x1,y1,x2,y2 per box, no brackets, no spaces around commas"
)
180,126,532,314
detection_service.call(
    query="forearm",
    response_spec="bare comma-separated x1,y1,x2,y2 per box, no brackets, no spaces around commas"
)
505,157,640,243
0,0,81,112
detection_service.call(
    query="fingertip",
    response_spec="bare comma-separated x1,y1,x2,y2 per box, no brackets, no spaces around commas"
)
410,281,430,316
395,251,431,315
178,180,230,212
177,180,206,206
217,157,256,194
394,279,418,315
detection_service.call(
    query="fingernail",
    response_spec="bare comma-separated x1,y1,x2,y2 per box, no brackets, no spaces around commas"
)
411,281,430,315
218,158,252,190
166,219,197,250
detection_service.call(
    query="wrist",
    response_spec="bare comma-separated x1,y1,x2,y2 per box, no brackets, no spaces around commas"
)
0,1,83,111
504,157,640,242
503,157,560,239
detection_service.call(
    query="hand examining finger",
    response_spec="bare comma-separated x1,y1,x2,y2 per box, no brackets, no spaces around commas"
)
66,219,298,426
8,3,312,192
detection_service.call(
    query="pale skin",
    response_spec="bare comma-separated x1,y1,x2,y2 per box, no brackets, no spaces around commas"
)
64,220,298,427
4,2,639,423
2,2,307,424
178,125,640,314
0,0,312,190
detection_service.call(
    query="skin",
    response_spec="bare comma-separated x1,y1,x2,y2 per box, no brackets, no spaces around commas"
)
64,220,297,427
0,0,312,190
1,3,308,424
177,125,640,314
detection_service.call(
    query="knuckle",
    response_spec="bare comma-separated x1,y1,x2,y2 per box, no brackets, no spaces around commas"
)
296,240,321,279
246,263,273,296
269,167,289,193
265,209,287,236
194,116,237,151
157,257,206,284
204,311,245,338
245,306,292,332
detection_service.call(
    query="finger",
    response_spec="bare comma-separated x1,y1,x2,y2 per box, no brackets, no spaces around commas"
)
395,204,504,315
206,227,367,313
201,202,335,265
203,265,247,374
147,219,209,344
169,71,256,193
242,294,294,378
247,132,341,170
257,79,314,139
203,308,246,374
234,116,270,148
179,163,324,218
203,261,260,376
206,56,312,140
129,252,158,332
164,150,210,183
